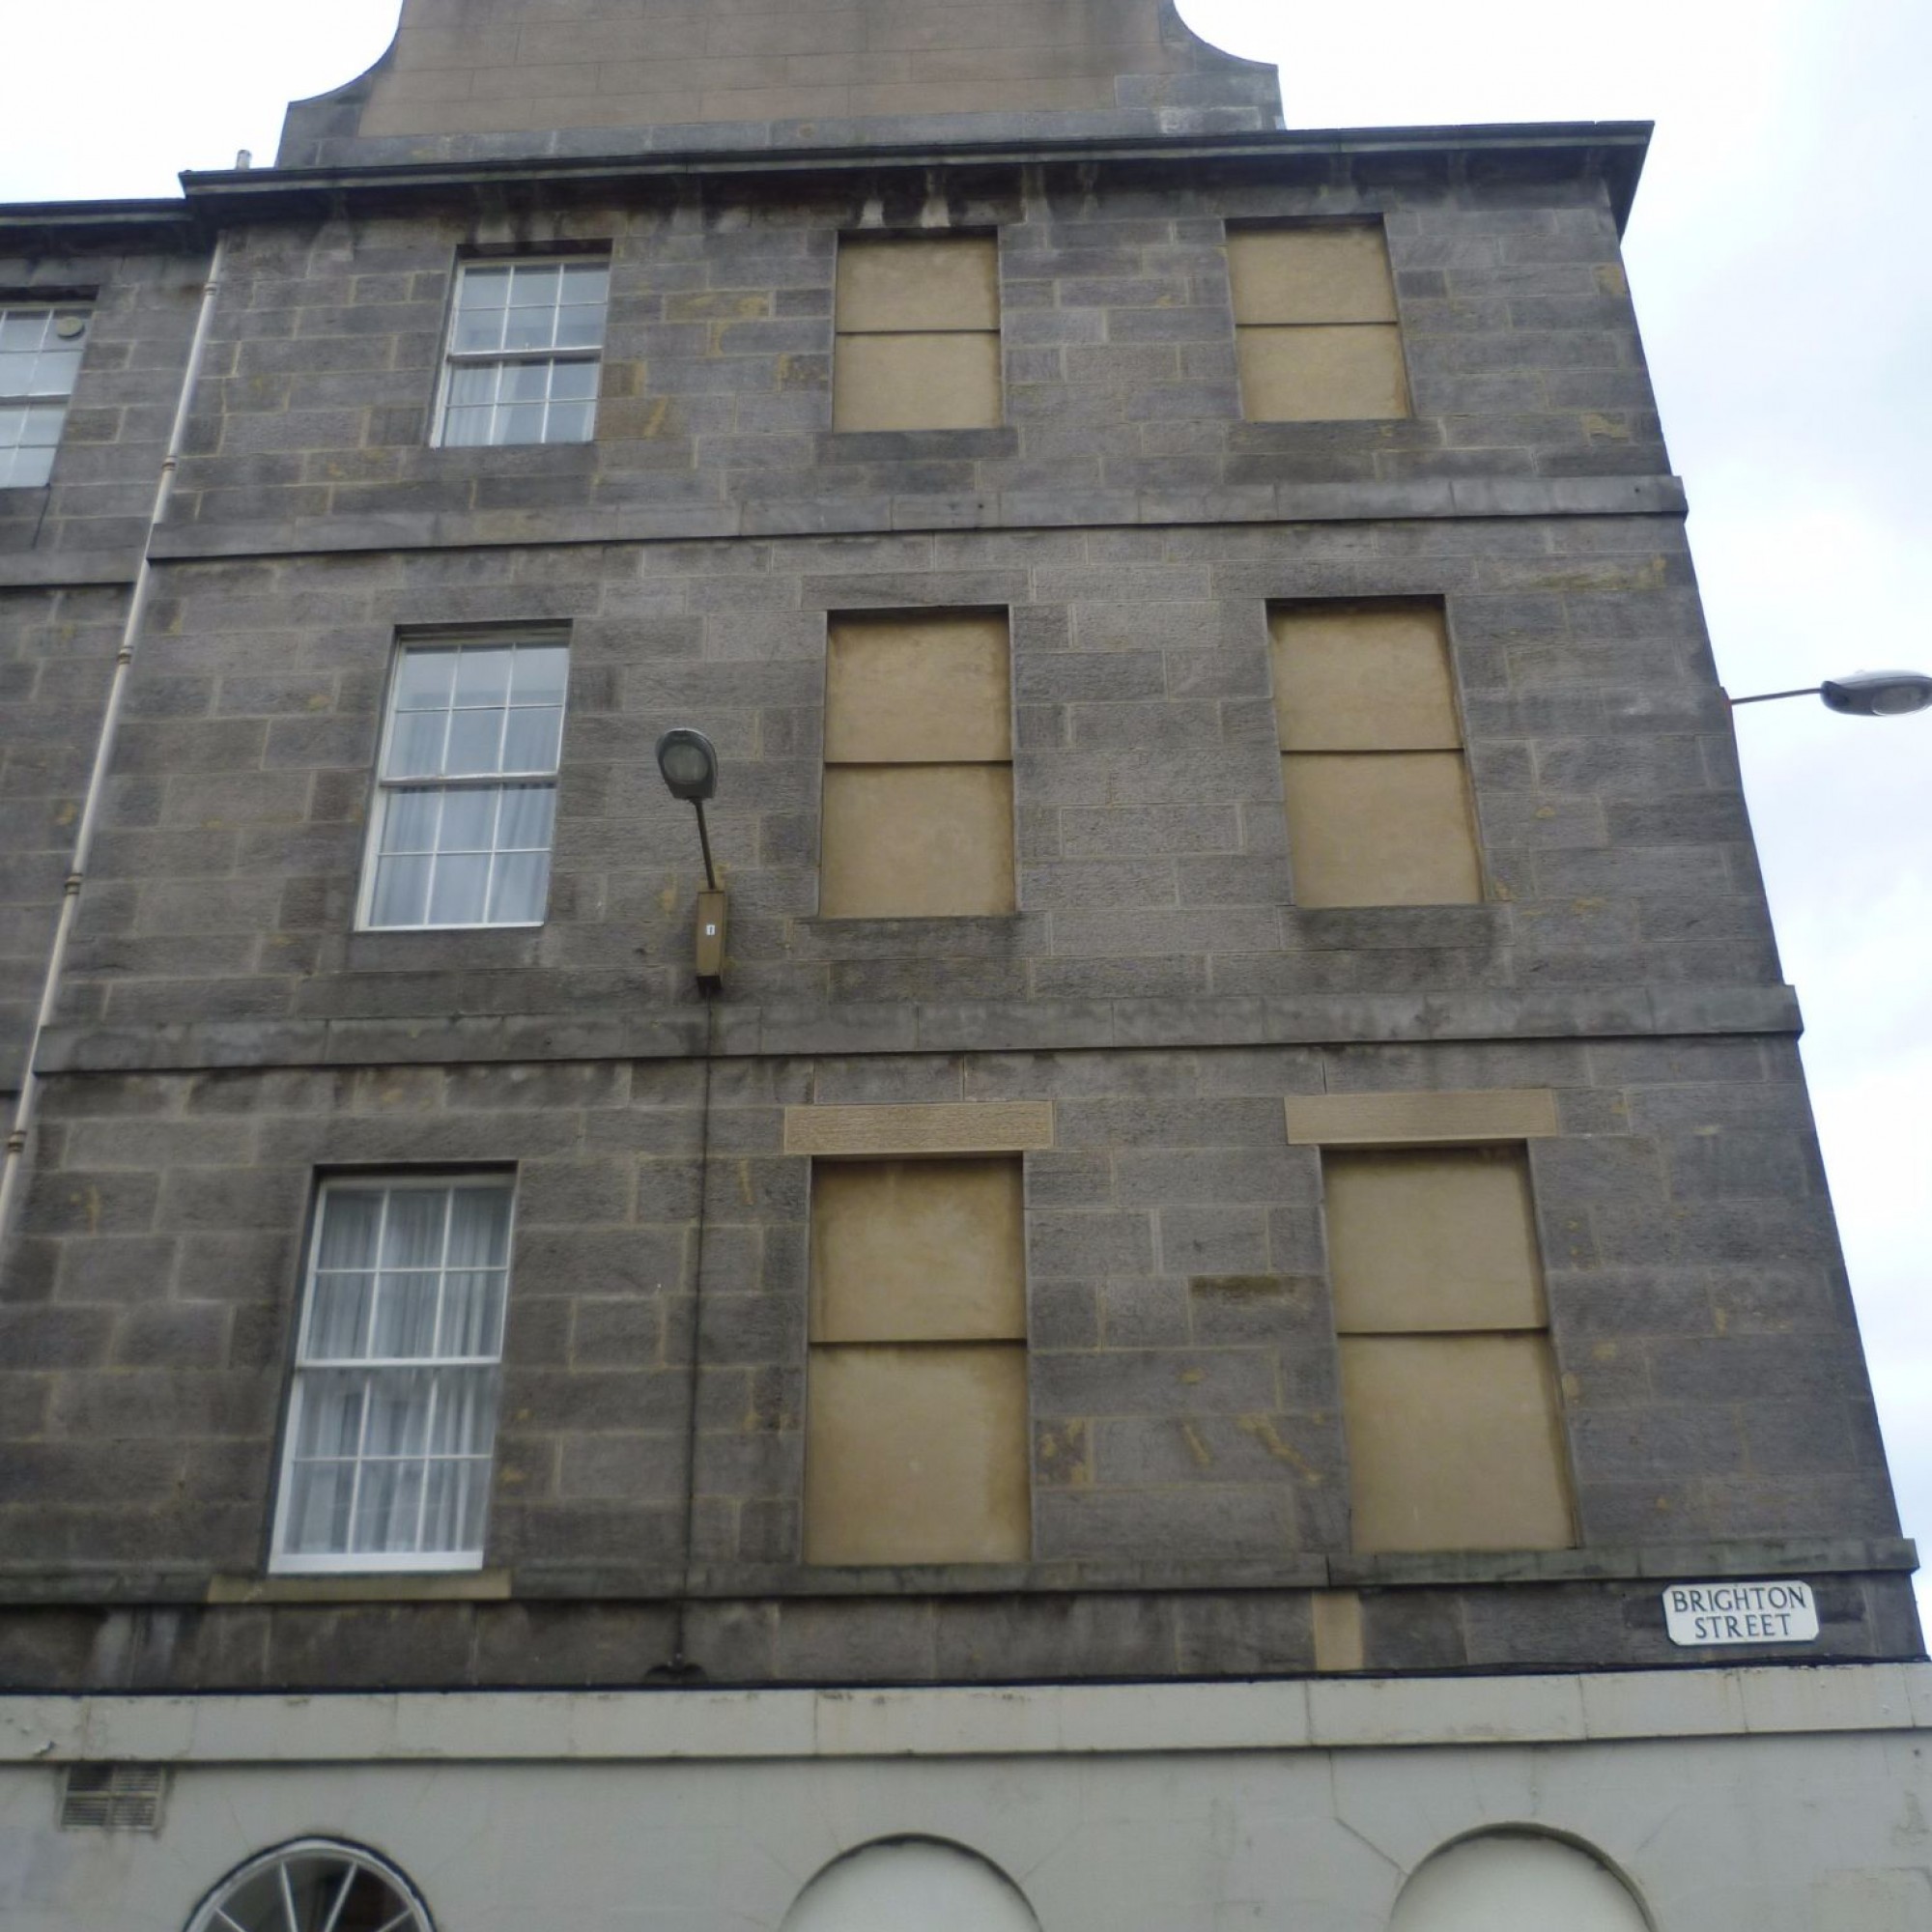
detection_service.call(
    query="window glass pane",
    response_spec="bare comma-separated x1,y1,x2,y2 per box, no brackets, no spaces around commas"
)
282,1461,356,1555
0,354,36,396
430,1369,501,1452
501,360,552,403
307,1272,374,1360
453,645,514,709
498,400,548,442
362,1367,433,1456
509,264,561,309
0,446,54,488
420,1462,462,1552
488,850,550,924
292,1376,367,1461
0,313,47,352
428,852,492,924
353,1457,426,1554
316,1189,384,1269
27,350,80,397
509,643,570,705
18,406,64,446
373,1273,440,1358
547,357,599,401
382,1190,446,1269
438,784,498,852
444,708,506,777
440,402,496,444
0,405,26,444
395,650,458,710
448,1187,512,1267
294,1375,366,1460
561,262,611,303
554,304,606,351
458,267,511,311
1,446,55,487
502,704,564,771
370,854,432,927
496,783,556,848
450,308,506,354
446,362,498,406
421,1459,492,1554
502,307,554,353
379,787,440,855
439,1266,507,1356
544,400,594,443
386,708,449,778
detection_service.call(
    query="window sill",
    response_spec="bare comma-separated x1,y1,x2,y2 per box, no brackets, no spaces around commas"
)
210,1570,511,1605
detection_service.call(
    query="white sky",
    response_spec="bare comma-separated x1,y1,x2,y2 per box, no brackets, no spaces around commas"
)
3,0,1926,1637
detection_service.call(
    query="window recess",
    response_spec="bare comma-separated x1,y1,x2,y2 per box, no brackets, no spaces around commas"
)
270,1175,515,1575
361,636,567,931
833,236,1002,432
0,303,90,487
1271,601,1482,907
804,1157,1031,1566
1326,1146,1576,1554
819,611,1015,918
1227,224,1408,422
434,257,609,448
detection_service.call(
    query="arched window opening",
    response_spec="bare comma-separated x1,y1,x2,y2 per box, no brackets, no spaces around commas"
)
782,1835,1040,1932
1390,1829,1651,1932
186,1839,433,1932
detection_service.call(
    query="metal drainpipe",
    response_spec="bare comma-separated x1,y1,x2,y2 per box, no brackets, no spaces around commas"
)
0,231,229,1264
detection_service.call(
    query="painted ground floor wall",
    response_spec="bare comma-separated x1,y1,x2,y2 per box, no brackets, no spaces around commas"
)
3,1668,1929,1930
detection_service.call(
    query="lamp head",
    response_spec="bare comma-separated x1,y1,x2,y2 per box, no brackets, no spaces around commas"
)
1820,671,1932,718
656,726,719,802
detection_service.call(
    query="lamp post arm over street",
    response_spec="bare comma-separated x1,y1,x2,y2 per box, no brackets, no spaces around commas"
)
1727,670,1932,717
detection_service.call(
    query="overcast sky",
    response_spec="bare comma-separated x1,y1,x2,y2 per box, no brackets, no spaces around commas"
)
4,0,1926,1632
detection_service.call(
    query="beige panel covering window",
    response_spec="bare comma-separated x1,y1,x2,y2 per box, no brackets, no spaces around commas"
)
1327,1146,1576,1554
1272,602,1482,907
1228,224,1409,422
834,237,1002,432
820,611,1015,918
805,1156,1031,1566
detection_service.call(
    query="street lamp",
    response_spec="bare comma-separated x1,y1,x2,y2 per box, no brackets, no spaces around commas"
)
655,727,726,993
1728,670,1932,717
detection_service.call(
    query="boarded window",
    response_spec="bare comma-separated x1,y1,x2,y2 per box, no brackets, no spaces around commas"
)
804,1157,1030,1565
1271,602,1481,906
1227,224,1408,422
820,611,1015,918
1327,1147,1575,1553
834,236,1002,431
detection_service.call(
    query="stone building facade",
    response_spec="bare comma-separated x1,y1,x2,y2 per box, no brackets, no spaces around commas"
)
0,2,1926,1926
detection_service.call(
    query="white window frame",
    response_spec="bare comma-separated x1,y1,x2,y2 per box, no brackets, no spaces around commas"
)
186,1838,436,1932
357,634,569,933
431,255,609,449
270,1174,516,1577
0,302,90,488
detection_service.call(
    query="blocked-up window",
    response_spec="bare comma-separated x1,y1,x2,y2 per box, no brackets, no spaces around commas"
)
819,611,1015,918
1272,601,1482,906
1326,1147,1575,1553
434,257,609,447
271,1175,514,1573
362,636,567,929
804,1157,1031,1564
1228,224,1408,421
0,304,89,487
833,237,1002,432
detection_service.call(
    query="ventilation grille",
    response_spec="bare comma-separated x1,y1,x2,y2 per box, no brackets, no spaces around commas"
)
60,1763,165,1833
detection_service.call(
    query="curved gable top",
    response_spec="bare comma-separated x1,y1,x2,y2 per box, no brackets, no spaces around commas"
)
278,0,1282,166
